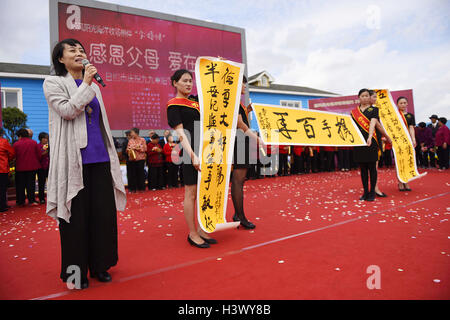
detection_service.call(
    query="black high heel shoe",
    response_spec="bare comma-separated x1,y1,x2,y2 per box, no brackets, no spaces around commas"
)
233,213,256,229
200,236,218,244
187,235,210,248
375,191,387,197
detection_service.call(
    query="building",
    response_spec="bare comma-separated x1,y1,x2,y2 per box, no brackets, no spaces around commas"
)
1,63,342,140
247,70,339,130
0,62,50,141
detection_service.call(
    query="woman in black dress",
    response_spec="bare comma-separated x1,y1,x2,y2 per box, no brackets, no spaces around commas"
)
351,89,380,201
231,76,263,229
167,69,215,248
396,96,417,191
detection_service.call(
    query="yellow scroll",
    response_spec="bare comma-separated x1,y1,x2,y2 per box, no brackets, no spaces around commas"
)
375,89,426,183
252,103,366,146
195,57,243,233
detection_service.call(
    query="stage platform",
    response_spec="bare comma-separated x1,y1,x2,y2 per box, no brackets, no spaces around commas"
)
0,167,449,300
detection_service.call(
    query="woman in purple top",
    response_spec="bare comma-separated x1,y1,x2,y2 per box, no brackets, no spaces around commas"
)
43,39,126,289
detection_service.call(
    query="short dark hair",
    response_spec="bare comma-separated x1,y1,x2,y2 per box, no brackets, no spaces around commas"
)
418,122,426,128
358,88,370,97
397,96,408,104
51,38,86,76
17,128,29,138
131,127,140,135
171,69,193,87
151,134,160,140
368,90,376,96
38,132,49,141
439,117,447,125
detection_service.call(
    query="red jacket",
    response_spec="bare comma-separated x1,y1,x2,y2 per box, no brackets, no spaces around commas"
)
279,145,290,154
163,143,176,163
147,142,164,166
435,125,450,147
13,137,41,171
0,138,15,174
293,146,303,156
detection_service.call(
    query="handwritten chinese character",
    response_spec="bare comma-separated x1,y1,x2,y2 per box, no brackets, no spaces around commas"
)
297,117,316,139
274,112,297,140
205,63,219,82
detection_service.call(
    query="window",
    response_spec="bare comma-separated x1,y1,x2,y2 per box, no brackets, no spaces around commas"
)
280,100,302,108
1,87,23,110
261,76,269,87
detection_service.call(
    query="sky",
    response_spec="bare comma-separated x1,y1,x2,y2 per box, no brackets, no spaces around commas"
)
0,0,449,123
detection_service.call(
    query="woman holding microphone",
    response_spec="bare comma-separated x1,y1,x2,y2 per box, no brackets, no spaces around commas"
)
43,39,126,289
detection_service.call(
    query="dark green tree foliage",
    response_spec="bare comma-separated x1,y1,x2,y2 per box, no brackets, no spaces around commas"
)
2,107,27,143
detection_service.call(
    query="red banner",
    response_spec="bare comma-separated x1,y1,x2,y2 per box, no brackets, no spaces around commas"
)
308,89,415,115
58,3,243,130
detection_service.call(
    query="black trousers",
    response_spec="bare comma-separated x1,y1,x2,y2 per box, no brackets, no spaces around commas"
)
437,146,449,169
359,162,377,194
338,149,351,170
15,170,36,204
166,162,179,187
148,165,164,189
37,168,48,202
58,162,118,282
0,173,9,210
127,160,145,191
278,154,289,176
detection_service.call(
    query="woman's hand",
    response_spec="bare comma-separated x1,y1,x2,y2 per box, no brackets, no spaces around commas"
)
83,63,98,86
191,153,201,172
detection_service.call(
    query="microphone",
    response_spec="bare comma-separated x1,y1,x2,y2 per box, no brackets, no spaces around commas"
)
81,59,106,87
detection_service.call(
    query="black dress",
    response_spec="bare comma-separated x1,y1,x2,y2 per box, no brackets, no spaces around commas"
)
233,103,251,169
167,98,200,185
404,112,416,127
352,106,380,163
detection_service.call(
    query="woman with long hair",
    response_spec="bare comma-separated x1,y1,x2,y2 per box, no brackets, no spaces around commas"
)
351,89,380,201
396,96,417,191
167,69,215,248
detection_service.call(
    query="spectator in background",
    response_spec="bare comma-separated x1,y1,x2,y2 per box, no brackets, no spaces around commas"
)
122,130,131,187
338,147,351,171
416,122,434,168
278,145,289,176
37,132,50,204
147,133,164,190
427,114,439,167
435,117,449,170
382,137,393,168
0,128,15,212
13,128,41,205
163,134,179,188
126,127,147,193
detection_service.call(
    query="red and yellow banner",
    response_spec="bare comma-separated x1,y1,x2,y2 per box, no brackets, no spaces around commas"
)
196,57,243,233
375,89,426,183
252,104,366,146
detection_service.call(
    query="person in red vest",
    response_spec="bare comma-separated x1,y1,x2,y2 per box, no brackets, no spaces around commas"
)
147,133,165,190
12,128,41,205
163,134,179,188
0,127,15,212
436,117,449,170
292,146,304,174
278,145,290,176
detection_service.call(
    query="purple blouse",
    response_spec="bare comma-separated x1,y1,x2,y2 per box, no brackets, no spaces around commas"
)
75,79,110,164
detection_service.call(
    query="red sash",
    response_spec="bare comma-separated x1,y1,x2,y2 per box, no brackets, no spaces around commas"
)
240,102,249,123
351,106,378,145
167,97,200,113
399,112,408,127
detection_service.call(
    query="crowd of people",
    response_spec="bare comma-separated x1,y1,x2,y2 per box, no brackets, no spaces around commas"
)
0,128,49,212
116,114,449,193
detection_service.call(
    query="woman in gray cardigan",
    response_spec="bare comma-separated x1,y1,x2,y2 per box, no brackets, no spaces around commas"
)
43,39,126,289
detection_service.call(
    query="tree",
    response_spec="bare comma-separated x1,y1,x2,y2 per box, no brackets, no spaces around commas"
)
2,107,27,144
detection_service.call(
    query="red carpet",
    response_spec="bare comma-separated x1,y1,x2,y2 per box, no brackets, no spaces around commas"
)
0,167,449,300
